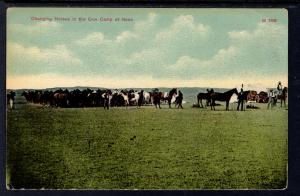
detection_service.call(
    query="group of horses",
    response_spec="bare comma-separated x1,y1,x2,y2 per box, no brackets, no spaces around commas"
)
197,87,288,111
16,88,180,109
7,86,288,111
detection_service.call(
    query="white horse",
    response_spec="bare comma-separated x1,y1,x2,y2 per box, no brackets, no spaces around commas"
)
120,92,129,108
171,94,177,104
143,92,151,105
229,93,238,110
130,92,140,106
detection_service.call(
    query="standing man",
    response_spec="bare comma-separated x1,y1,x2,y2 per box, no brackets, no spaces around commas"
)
237,84,244,111
277,81,283,96
138,90,144,108
103,90,110,110
177,90,183,109
267,89,275,109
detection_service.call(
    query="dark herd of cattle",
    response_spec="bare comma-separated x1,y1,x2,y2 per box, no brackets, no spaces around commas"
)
21,88,152,108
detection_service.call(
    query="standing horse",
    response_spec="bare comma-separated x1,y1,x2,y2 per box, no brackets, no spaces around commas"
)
153,88,177,109
197,89,212,108
143,92,152,105
152,91,161,109
120,91,129,108
7,91,16,110
277,87,288,108
210,88,239,111
163,88,177,108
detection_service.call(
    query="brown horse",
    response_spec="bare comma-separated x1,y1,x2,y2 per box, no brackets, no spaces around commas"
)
53,92,68,107
210,88,239,111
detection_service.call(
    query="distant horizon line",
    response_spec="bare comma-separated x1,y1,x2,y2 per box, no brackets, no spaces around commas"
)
6,85,278,91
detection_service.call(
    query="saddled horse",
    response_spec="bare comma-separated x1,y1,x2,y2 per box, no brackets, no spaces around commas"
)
277,87,288,108
210,88,239,111
7,91,16,110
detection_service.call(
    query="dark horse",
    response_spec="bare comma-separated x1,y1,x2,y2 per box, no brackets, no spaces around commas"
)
153,88,177,109
197,89,212,108
277,87,288,108
210,88,239,111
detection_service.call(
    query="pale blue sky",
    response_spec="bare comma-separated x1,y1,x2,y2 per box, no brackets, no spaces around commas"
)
7,8,288,90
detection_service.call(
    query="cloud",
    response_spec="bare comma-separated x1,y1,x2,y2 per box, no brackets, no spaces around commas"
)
156,21,287,83
7,42,82,75
115,31,138,43
75,32,105,45
8,12,287,89
9,21,61,34
154,15,210,46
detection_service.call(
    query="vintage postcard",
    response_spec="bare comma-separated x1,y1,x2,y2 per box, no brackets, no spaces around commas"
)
6,8,288,189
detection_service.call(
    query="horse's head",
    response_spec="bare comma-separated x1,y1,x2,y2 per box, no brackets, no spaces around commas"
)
232,88,239,96
170,88,177,96
21,91,27,96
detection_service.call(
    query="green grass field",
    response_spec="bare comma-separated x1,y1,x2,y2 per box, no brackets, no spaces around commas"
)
7,97,288,189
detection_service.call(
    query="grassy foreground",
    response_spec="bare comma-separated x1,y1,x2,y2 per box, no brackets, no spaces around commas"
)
7,101,287,189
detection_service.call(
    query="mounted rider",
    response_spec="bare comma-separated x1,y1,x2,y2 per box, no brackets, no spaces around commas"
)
277,81,283,96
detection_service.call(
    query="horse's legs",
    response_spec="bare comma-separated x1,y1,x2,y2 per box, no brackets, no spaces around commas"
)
211,100,215,110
